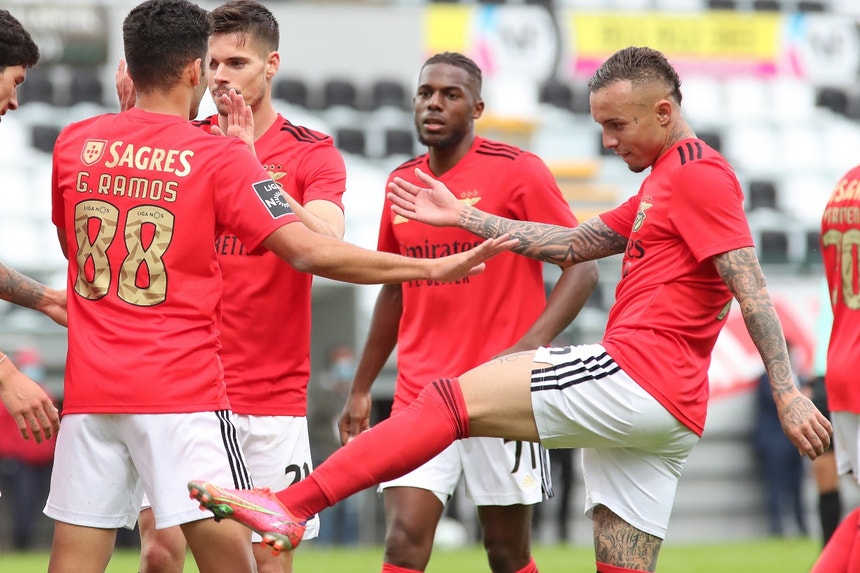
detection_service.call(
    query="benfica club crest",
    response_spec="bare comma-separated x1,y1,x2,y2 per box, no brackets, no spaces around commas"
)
81,139,107,166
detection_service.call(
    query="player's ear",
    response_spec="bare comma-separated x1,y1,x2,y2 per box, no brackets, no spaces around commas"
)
655,99,672,126
267,51,280,81
473,98,485,121
188,57,204,87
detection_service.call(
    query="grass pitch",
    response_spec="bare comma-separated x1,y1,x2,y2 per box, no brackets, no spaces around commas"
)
0,538,821,572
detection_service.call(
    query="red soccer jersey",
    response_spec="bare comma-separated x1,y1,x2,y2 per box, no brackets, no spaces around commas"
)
194,114,346,415
51,108,298,414
599,139,753,436
821,165,860,413
379,136,579,413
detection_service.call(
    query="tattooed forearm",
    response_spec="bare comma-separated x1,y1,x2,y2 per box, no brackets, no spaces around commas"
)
459,206,626,266
593,505,661,572
713,248,794,396
0,263,47,311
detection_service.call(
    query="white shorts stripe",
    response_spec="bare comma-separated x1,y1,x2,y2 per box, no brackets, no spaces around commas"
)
531,348,621,391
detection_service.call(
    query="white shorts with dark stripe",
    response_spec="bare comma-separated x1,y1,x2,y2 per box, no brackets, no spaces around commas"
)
45,411,250,529
380,435,551,507
232,414,320,540
530,344,699,539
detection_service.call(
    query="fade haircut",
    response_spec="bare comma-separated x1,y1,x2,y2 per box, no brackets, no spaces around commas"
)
122,0,210,93
422,52,482,99
210,0,279,54
588,46,683,105
0,9,40,72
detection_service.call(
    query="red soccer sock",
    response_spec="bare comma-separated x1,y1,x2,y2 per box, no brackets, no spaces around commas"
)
275,378,469,519
381,564,422,573
811,507,860,573
514,556,539,573
596,562,648,573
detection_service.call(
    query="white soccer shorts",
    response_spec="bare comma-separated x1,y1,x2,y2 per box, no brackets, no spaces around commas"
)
46,411,251,529
530,344,700,539
232,414,320,540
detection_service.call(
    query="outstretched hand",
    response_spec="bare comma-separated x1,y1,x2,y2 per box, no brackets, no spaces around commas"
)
211,89,256,155
429,233,517,283
387,167,464,228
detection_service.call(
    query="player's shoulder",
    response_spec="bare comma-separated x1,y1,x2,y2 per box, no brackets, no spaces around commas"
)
277,117,334,146
474,138,525,162
390,153,429,177
191,115,216,131
671,138,726,168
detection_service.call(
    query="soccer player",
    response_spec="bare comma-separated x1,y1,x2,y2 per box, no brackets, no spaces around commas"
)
0,8,66,447
339,52,598,573
45,1,512,572
133,3,346,572
809,163,860,572
189,46,832,573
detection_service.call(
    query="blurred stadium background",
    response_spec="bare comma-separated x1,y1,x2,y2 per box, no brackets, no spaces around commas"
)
1,0,858,552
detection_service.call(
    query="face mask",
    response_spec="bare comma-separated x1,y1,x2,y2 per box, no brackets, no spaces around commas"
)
331,360,356,381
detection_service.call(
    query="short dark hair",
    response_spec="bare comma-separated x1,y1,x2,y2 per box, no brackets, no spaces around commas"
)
122,0,210,93
422,52,482,98
588,46,683,105
0,9,40,72
210,0,279,54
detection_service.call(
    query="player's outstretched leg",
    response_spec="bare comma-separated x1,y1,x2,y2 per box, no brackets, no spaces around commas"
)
187,480,306,554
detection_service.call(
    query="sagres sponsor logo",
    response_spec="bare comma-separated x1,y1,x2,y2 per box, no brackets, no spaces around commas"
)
81,139,107,166
253,179,293,218
394,194,482,225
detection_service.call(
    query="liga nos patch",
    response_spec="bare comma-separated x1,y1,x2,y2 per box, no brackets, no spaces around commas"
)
253,179,294,218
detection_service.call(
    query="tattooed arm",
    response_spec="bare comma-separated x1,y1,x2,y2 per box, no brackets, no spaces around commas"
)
713,247,831,459
388,167,627,266
0,263,66,327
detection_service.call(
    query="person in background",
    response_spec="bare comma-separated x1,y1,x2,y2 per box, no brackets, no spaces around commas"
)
803,277,842,548
752,342,808,538
189,46,831,573
308,344,361,546
130,2,348,572
0,346,56,549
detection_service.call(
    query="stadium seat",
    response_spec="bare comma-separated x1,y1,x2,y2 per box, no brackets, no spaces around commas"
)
384,128,415,157
538,79,574,112
752,0,781,10
655,0,707,10
797,1,826,11
322,78,359,110
371,79,409,111
803,228,822,267
697,130,723,153
681,75,723,129
335,127,367,156
757,230,790,265
815,87,849,116
724,77,769,123
18,67,55,105
708,0,736,9
69,69,104,106
274,77,309,108
769,77,817,122
30,124,62,155
747,180,779,212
